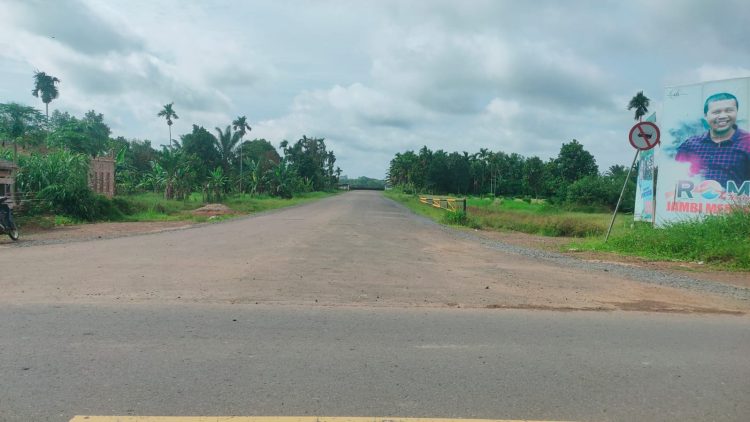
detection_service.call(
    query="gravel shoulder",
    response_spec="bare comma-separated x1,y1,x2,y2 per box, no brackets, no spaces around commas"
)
468,229,750,289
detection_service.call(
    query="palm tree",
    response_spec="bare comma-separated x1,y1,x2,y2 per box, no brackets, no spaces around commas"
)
31,71,61,119
157,103,179,147
232,116,252,193
627,91,650,122
214,125,242,176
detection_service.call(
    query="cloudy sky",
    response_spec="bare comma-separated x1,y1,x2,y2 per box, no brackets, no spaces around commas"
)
1,0,749,178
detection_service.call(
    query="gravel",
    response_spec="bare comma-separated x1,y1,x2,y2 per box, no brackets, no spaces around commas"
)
392,199,750,301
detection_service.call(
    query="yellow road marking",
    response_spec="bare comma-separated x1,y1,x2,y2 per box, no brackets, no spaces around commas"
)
70,417,573,422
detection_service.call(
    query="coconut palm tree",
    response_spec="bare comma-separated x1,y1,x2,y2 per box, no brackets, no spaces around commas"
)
627,91,650,122
31,71,61,119
157,103,179,147
232,115,252,192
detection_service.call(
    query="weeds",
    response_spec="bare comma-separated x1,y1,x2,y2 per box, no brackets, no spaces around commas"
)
570,208,750,269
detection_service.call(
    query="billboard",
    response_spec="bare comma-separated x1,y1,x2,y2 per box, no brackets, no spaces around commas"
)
654,77,750,226
634,113,656,222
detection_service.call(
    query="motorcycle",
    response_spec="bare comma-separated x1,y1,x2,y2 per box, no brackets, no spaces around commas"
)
0,196,19,241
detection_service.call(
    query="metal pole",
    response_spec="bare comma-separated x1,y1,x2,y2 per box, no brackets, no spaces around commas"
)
239,141,243,194
605,149,639,242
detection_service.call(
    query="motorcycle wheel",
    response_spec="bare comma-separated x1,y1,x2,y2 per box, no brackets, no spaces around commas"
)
8,223,18,241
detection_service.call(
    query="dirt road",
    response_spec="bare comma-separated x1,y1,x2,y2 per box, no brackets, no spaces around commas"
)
0,191,747,313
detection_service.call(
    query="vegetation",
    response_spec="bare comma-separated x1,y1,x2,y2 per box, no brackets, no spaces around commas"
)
627,91,651,122
31,70,61,119
0,70,342,227
387,141,635,212
157,102,178,148
0,103,45,160
340,175,385,189
384,189,628,237
570,208,750,270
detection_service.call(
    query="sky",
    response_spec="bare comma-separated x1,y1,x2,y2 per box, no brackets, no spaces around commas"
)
1,0,750,178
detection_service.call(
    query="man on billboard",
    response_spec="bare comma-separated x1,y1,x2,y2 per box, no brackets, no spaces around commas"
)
675,92,750,186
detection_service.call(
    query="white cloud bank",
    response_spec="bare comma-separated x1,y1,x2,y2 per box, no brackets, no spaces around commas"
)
1,0,750,177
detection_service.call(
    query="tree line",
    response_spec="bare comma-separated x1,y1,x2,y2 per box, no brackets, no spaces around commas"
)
387,91,652,212
0,70,341,220
387,140,637,212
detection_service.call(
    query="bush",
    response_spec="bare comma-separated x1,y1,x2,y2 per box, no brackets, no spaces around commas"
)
110,197,135,215
440,210,480,228
562,174,636,213
12,150,129,221
566,176,609,208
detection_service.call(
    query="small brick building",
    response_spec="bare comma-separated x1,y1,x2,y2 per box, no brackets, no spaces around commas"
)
0,159,18,208
89,156,115,198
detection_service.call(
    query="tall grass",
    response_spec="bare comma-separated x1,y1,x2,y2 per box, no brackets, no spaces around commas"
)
572,208,750,269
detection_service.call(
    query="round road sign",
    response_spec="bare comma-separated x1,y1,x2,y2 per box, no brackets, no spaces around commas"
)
628,121,660,151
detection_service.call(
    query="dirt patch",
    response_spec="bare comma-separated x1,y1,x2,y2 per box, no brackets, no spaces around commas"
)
191,203,236,217
608,299,745,315
1,220,197,245
485,303,611,312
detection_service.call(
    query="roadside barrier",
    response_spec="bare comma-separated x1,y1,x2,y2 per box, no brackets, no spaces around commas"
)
419,196,467,214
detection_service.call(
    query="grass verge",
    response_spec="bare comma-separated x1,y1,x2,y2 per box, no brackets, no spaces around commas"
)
384,190,630,237
385,190,750,269
569,209,750,270
16,191,339,228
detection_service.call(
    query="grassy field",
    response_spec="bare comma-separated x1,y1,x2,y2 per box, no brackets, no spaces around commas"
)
384,190,750,270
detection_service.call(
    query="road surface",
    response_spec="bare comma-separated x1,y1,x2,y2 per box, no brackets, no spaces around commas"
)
1,191,748,421
1,191,747,313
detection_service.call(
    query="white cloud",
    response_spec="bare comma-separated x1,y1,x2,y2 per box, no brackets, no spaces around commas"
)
2,0,750,177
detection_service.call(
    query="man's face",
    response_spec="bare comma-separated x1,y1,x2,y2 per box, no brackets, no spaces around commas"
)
705,99,738,135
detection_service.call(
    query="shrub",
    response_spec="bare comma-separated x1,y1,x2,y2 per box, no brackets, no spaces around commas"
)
12,150,128,221
440,210,480,228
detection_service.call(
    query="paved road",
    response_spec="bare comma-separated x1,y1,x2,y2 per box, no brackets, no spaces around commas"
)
2,305,749,422
1,191,749,421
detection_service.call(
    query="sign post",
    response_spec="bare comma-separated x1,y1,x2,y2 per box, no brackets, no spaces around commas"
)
605,122,660,242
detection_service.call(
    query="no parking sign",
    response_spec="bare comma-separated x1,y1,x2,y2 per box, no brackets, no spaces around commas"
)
628,121,660,150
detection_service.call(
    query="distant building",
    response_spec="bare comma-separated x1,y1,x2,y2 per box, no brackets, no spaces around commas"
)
0,159,18,208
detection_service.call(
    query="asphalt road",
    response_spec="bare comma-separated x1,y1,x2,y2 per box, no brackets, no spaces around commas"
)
2,305,749,422
1,191,749,421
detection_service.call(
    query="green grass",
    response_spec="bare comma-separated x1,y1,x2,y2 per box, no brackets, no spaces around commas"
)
113,192,205,220
386,190,750,269
16,191,339,228
385,190,629,237
383,190,471,226
223,191,336,214
14,214,82,231
569,209,750,270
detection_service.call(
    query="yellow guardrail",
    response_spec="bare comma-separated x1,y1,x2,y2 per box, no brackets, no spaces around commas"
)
419,196,467,213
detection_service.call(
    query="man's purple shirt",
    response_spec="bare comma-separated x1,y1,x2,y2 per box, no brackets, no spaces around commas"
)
675,126,750,186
